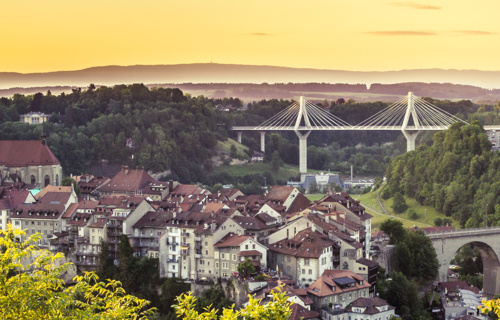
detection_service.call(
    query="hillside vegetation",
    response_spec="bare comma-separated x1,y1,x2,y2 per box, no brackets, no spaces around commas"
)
383,121,499,228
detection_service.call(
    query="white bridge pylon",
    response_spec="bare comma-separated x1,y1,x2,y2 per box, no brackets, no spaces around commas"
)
232,92,468,173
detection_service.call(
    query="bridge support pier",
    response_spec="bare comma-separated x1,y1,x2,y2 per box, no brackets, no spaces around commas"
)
402,130,420,152
236,131,242,144
260,131,265,153
296,130,311,173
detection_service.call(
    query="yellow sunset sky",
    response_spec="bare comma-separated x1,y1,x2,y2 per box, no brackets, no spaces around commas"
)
2,0,499,73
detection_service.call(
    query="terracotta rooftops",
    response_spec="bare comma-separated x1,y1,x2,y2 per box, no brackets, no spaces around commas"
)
267,228,337,258
307,270,370,297
239,250,262,256
132,211,173,229
214,233,250,247
267,185,295,202
0,140,60,166
346,297,394,315
232,215,267,230
35,185,72,200
0,188,32,209
99,167,156,193
356,257,379,268
286,193,311,213
289,304,320,320
15,191,71,219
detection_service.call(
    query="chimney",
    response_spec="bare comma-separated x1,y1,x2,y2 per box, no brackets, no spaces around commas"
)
325,215,330,224
169,180,173,191
123,166,129,174
211,220,216,232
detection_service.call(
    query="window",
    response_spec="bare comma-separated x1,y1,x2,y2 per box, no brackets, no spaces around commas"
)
342,262,349,270
344,250,348,257
245,245,248,249
302,269,305,274
252,244,255,249
221,253,225,259
232,254,237,261
304,258,310,266
308,269,312,275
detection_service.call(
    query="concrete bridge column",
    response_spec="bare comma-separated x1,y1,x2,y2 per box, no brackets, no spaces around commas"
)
260,131,266,153
402,130,420,152
236,131,242,144
296,131,311,173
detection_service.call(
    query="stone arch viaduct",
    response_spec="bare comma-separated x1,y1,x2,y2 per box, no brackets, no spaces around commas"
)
428,227,500,297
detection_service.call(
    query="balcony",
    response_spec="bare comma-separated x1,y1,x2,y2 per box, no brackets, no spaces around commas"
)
195,243,202,250
167,241,179,246
181,250,190,256
181,243,190,248
148,246,159,252
166,259,179,263
181,232,190,237
194,236,202,241
195,253,203,259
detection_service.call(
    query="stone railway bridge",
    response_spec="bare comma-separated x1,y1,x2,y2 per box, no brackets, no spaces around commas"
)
428,226,500,297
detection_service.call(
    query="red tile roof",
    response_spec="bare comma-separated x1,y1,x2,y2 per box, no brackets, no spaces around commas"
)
15,192,71,219
268,228,337,258
0,189,32,209
286,193,311,213
267,186,295,202
289,303,320,320
0,140,60,166
99,168,156,193
214,233,250,247
307,270,370,297
34,185,72,200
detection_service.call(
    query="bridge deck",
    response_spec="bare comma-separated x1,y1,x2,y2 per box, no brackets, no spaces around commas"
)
233,125,500,131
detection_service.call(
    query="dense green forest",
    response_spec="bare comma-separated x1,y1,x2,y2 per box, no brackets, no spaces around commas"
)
383,120,500,228
0,84,493,186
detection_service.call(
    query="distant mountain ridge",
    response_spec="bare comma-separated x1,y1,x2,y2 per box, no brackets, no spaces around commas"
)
1,63,500,90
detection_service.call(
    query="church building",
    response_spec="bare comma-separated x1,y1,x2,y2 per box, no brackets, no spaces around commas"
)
0,140,63,187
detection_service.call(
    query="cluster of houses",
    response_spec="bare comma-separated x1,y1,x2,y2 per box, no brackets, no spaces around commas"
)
0,139,397,320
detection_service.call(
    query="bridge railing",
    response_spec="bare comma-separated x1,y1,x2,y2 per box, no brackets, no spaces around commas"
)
426,226,500,239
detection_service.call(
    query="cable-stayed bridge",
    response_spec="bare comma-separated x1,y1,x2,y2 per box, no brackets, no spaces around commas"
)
233,92,500,173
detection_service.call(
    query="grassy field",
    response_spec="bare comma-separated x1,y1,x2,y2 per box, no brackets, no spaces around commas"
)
356,185,460,231
216,138,249,159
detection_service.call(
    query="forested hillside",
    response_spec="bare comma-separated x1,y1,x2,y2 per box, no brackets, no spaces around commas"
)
383,121,500,228
0,84,489,186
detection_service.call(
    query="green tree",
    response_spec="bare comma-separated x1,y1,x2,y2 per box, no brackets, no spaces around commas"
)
308,181,319,194
97,239,118,280
158,277,191,318
62,176,81,197
118,234,137,293
270,151,284,172
380,272,425,320
237,258,256,278
392,192,408,213
196,283,234,317
0,225,154,319
380,219,406,245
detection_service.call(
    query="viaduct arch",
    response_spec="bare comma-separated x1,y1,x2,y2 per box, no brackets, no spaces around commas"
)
428,227,500,297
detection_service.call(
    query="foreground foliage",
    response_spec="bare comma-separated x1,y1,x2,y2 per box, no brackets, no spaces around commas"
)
174,288,292,320
0,225,154,319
